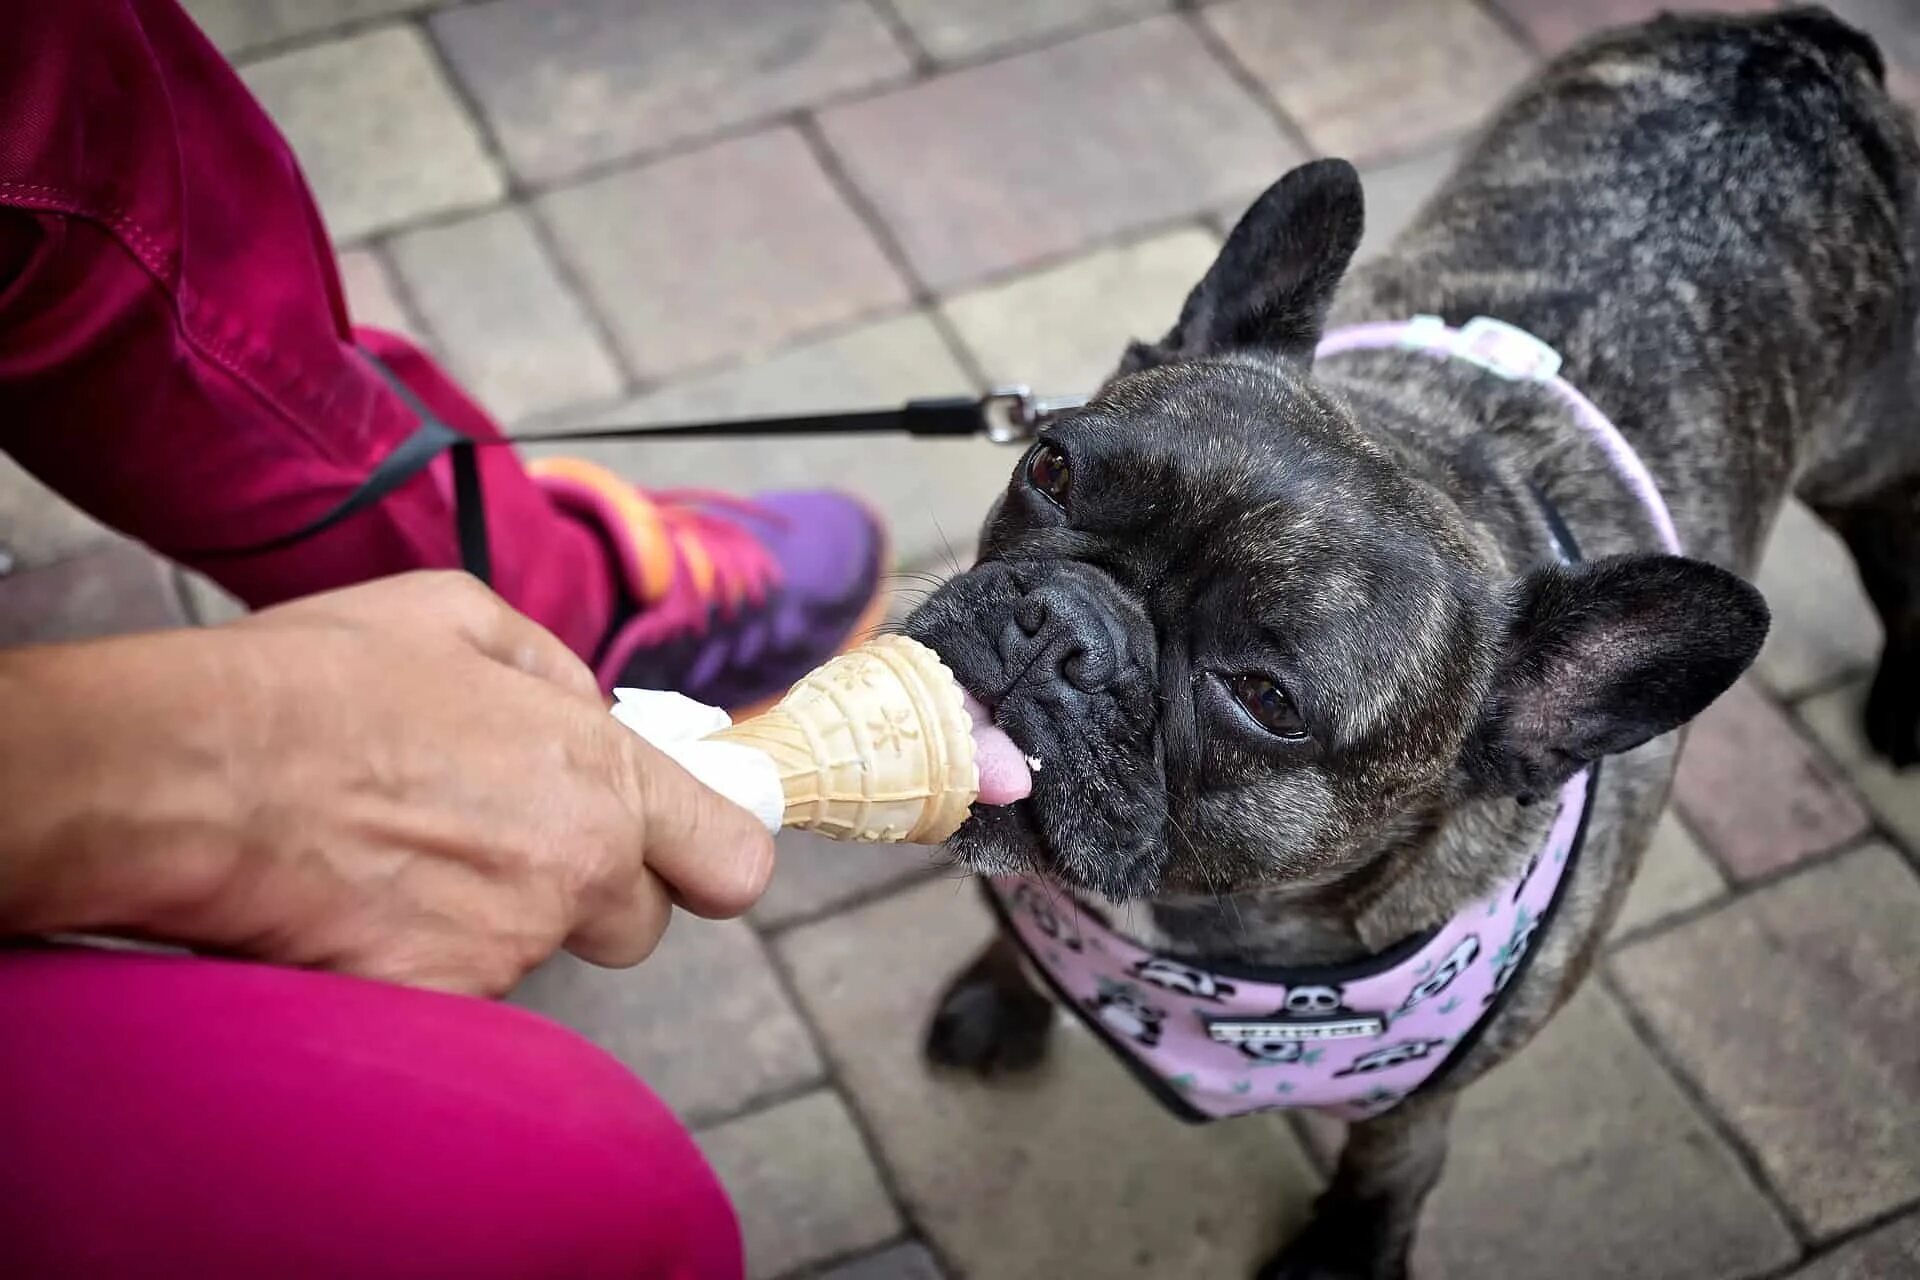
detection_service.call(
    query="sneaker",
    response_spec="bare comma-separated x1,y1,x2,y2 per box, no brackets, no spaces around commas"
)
528,457,888,713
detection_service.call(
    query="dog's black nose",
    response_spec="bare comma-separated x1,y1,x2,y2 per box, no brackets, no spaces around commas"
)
1000,578,1120,694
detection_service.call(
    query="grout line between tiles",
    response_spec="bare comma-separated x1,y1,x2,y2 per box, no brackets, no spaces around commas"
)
1603,830,1882,954
1747,1194,1920,1280
756,930,965,1280
1181,9,1317,163
1598,967,1815,1249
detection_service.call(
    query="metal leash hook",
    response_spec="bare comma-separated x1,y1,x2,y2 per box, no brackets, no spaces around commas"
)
980,386,1090,444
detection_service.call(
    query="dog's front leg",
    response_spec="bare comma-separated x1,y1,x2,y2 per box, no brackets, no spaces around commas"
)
924,933,1057,1075
1258,1092,1458,1280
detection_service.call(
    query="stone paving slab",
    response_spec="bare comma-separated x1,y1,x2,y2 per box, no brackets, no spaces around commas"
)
940,228,1220,395
886,0,1165,64
1612,845,1920,1237
776,878,1321,1280
0,540,182,648
336,247,424,343
817,16,1300,291
1490,0,1779,57
537,127,910,383
430,0,911,186
1753,499,1880,700
181,0,432,56
241,25,504,243
1414,986,1797,1280
0,455,110,574
818,1241,945,1280
1673,681,1870,881
1782,1212,1920,1279
509,919,822,1127
172,568,246,628
1609,811,1727,940
696,1089,902,1280
1797,682,1920,853
518,311,1008,574
388,206,625,424
1203,0,1534,165
752,830,954,932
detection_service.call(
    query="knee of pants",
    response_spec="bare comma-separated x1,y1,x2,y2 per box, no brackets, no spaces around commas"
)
0,948,744,1280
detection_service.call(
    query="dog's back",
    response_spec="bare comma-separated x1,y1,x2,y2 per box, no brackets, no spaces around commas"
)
1335,6,1920,570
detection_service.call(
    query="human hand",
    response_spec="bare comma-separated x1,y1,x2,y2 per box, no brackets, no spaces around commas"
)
0,572,774,995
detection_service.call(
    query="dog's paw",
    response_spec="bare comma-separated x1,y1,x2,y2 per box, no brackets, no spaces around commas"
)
1863,659,1919,767
1254,1214,1407,1280
924,966,1055,1076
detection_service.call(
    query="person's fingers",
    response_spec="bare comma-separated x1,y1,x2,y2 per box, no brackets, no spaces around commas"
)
417,572,603,703
618,735,776,919
565,866,675,969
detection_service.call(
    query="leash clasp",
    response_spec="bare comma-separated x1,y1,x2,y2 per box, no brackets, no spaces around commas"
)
981,386,1090,444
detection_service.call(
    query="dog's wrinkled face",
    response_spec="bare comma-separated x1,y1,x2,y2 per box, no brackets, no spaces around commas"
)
908,160,1767,902
909,361,1498,900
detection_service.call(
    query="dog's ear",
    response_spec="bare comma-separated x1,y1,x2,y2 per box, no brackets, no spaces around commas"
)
1465,555,1769,801
1119,158,1364,374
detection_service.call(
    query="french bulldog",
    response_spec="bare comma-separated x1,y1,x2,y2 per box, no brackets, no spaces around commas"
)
903,9,1919,1278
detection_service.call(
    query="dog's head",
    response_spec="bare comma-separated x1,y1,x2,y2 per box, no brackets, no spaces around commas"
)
908,159,1767,902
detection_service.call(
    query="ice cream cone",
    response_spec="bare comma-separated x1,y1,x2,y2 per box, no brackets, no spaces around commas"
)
708,635,978,843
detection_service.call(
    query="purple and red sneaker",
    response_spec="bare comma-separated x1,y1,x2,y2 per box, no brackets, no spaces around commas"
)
529,457,889,714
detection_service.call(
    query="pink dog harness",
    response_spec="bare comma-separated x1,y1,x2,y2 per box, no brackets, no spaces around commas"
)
987,317,1683,1122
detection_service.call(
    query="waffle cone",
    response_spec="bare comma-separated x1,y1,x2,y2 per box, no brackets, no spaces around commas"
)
709,635,978,843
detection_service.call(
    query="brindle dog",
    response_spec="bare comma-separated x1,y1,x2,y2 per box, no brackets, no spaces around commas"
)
903,10,1920,1278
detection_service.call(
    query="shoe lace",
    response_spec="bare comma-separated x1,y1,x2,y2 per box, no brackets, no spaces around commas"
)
640,488,784,620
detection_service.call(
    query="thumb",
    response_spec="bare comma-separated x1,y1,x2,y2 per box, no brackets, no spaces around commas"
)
616,731,777,919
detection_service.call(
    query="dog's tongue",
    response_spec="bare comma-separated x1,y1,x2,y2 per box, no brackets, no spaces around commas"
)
962,692,1033,806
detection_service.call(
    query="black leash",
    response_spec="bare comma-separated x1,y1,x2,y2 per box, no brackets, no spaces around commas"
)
181,352,1084,589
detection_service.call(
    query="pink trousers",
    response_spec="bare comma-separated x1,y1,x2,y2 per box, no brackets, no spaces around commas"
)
0,949,742,1279
0,2,741,1275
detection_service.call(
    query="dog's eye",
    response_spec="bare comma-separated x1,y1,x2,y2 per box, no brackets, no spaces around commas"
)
1027,443,1071,506
1228,674,1308,740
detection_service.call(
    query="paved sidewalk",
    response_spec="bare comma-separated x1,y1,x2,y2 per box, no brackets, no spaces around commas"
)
4,2,1919,1276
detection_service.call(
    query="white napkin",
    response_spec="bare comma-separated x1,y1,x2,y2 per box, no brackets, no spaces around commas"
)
610,689,785,834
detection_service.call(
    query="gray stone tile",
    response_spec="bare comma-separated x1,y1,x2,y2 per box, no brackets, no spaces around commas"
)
241,25,505,242
818,16,1300,290
1798,681,1920,852
887,0,1165,63
431,0,911,185
181,0,431,57
538,127,910,382
696,1090,902,1280
0,454,111,573
819,1241,945,1280
1355,145,1463,262
1673,681,1870,881
1610,811,1727,940
172,567,247,627
1781,1212,1920,1280
753,828,954,931
940,228,1221,396
388,206,624,424
518,311,1009,574
776,878,1321,1279
1415,987,1798,1279
509,918,822,1126
0,540,184,647
1612,845,1920,1237
1203,0,1534,165
336,247,424,342
1754,498,1881,699
1492,0,1780,57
